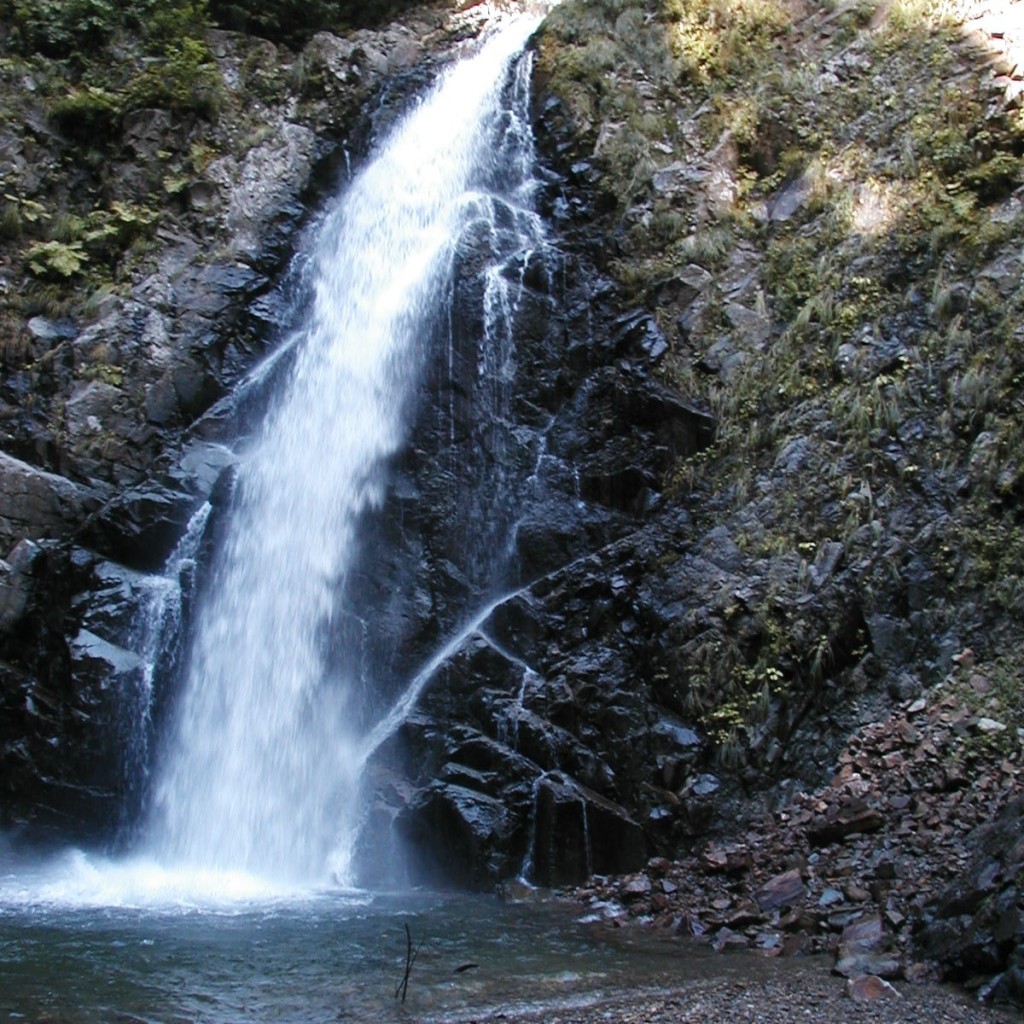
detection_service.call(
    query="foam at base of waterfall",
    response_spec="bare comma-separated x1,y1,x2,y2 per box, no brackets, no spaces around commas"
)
0,848,373,910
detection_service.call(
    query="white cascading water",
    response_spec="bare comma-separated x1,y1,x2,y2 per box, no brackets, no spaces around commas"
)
146,17,544,888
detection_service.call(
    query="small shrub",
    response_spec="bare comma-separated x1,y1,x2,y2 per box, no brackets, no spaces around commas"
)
140,0,210,48
240,42,287,105
126,36,224,120
666,0,792,84
25,240,89,279
6,0,121,58
2,194,50,232
49,86,122,143
963,153,1023,202
162,173,192,197
5,0,211,58
0,200,24,241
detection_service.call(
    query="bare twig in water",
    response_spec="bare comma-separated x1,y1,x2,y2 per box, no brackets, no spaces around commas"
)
395,923,423,1003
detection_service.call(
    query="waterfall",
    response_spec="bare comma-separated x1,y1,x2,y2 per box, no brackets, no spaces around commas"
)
146,17,544,888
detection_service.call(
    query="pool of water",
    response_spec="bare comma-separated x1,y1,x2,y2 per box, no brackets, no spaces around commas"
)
0,851,822,1024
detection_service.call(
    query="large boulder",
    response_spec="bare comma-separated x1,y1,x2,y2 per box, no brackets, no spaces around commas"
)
396,780,522,889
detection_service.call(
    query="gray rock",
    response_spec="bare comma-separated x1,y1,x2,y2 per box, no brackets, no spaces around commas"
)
652,718,702,752
975,717,1007,734
0,540,40,631
0,452,96,546
846,974,901,1001
819,887,844,907
27,316,76,343
678,263,713,291
224,123,317,259
652,160,702,197
839,915,888,954
774,436,810,474
835,954,901,979
622,874,653,897
688,774,721,798
65,381,124,442
699,526,742,571
724,301,771,347
866,613,915,668
767,173,812,222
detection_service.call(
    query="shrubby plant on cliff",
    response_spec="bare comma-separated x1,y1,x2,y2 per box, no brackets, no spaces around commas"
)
0,0,226,344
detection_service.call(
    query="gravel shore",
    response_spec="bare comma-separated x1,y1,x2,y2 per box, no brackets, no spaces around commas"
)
465,967,1021,1024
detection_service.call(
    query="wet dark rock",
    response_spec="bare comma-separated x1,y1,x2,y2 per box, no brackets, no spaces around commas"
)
0,451,100,551
611,311,669,363
530,772,646,887
917,795,1024,1002
82,483,199,572
0,540,39,632
0,542,138,838
398,781,518,889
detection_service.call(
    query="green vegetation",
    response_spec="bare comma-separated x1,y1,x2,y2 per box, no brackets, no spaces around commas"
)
207,0,427,48
126,36,225,119
664,0,793,84
2,0,211,59
0,0,238,314
1,0,430,55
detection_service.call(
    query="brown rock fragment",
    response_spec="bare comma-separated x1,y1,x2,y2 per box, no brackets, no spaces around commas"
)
847,974,901,1002
754,868,806,912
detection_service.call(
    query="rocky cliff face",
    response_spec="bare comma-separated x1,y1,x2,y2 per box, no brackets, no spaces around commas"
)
1,0,1022,1005
509,0,1024,1001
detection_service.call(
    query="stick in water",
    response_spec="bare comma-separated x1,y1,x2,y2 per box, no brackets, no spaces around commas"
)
395,923,423,1003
